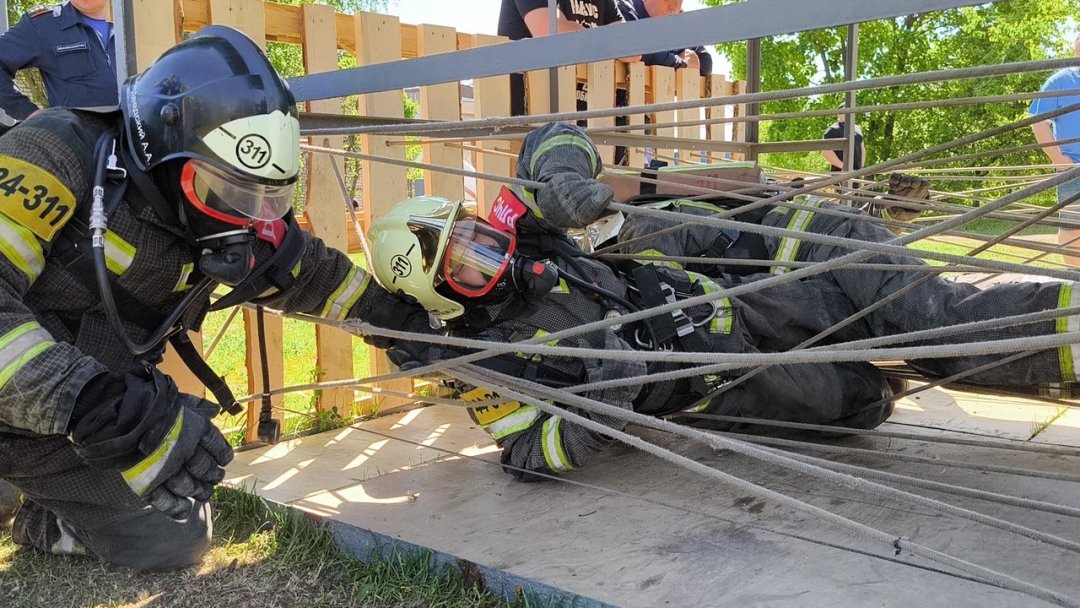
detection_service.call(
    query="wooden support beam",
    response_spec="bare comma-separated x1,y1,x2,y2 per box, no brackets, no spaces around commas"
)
354,11,412,411
627,63,647,169
301,2,354,417
470,34,512,216
587,61,616,166
417,24,464,200
676,68,702,165
707,75,735,163
652,67,676,164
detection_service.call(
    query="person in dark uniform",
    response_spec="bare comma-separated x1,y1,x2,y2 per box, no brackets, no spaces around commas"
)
616,0,712,76
822,103,867,172
0,0,118,123
370,124,1080,479
497,0,630,116
0,26,429,570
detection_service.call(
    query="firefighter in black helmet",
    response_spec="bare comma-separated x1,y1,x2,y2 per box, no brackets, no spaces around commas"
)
0,26,428,570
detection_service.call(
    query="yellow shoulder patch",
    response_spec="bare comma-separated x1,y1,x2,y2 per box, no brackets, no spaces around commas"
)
462,386,522,427
0,155,76,242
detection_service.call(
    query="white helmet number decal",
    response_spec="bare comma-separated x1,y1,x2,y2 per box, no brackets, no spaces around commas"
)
203,110,300,180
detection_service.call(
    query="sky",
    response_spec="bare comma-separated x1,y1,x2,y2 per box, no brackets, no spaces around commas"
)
383,0,732,75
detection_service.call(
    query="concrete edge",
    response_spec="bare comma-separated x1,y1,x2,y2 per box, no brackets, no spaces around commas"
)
249,491,611,608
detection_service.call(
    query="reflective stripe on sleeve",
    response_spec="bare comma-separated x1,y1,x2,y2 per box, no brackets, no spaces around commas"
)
321,267,370,321
103,232,135,275
1057,283,1080,381
771,199,823,274
541,416,574,473
695,275,733,335
635,248,683,269
0,213,45,284
483,405,541,440
122,409,185,495
530,133,599,176
0,322,55,389
173,262,195,292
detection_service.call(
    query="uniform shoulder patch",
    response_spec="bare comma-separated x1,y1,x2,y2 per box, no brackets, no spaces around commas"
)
0,155,76,242
28,5,60,18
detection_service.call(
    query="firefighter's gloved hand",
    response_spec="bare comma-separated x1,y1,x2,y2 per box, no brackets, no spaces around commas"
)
69,366,234,520
882,173,931,222
536,172,615,228
348,281,433,349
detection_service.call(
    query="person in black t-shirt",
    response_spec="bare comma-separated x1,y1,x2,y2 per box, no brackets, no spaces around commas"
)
497,0,630,116
822,105,866,172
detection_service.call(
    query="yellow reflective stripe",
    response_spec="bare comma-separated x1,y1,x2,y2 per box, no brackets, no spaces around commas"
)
530,133,599,176
0,322,54,389
103,231,135,275
0,212,44,283
173,262,194,293
635,248,682,269
549,278,569,294
516,329,558,361
1058,283,1080,381
541,416,574,473
695,275,733,334
671,199,724,213
321,268,370,321
484,405,541,440
122,409,185,495
772,200,821,274
291,259,302,278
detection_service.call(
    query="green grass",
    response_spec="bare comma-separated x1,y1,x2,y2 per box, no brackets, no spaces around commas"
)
0,488,528,608
207,252,377,444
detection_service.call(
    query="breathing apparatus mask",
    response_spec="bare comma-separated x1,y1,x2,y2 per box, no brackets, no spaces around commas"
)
368,197,558,321
177,158,295,286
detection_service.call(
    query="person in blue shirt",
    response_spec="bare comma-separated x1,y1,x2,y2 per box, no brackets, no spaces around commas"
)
1030,33,1080,264
0,0,118,124
616,0,713,76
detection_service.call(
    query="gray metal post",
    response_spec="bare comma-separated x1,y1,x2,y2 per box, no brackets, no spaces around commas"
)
1,0,9,35
111,0,137,92
548,0,560,113
745,38,762,161
842,23,859,194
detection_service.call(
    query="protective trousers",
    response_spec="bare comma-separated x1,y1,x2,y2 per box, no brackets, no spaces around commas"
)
0,432,211,570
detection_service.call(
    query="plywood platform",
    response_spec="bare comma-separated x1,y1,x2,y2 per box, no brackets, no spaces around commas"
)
226,385,1080,607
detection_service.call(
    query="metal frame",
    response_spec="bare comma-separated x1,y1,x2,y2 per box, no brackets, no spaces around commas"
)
288,0,1003,103
111,0,136,92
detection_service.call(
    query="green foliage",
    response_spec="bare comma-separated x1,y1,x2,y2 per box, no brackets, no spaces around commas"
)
703,0,1080,201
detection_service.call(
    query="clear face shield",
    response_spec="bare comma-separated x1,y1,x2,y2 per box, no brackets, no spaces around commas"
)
440,219,517,297
181,159,295,224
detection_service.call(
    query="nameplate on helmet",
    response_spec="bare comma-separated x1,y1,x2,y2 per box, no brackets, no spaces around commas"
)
0,155,75,241
462,386,521,427
487,186,527,234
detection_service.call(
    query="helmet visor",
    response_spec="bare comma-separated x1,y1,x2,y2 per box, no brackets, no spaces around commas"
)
184,159,295,221
441,219,516,298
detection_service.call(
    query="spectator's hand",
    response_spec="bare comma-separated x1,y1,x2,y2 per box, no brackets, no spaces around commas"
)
680,50,700,72
69,366,234,520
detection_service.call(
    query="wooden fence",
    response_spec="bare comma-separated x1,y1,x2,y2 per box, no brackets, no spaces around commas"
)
135,0,746,442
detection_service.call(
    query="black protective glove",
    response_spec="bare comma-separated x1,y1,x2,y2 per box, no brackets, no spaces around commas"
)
69,365,234,520
348,283,457,372
881,173,931,222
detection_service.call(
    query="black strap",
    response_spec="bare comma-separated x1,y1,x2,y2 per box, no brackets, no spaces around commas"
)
120,146,182,228
629,265,707,352
210,212,305,311
254,305,281,444
169,332,242,416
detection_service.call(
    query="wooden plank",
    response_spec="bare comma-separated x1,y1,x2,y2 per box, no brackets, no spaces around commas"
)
181,0,468,56
209,0,280,443
525,69,551,118
732,79,747,161
417,24,464,200
627,63,647,169
707,75,735,163
652,67,676,164
676,68,702,166
354,11,412,410
209,0,265,42
587,61,616,166
471,34,512,216
557,66,576,114
133,0,179,70
301,2,354,417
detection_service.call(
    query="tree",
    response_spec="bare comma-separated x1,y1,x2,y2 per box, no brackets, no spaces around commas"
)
703,0,1080,195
